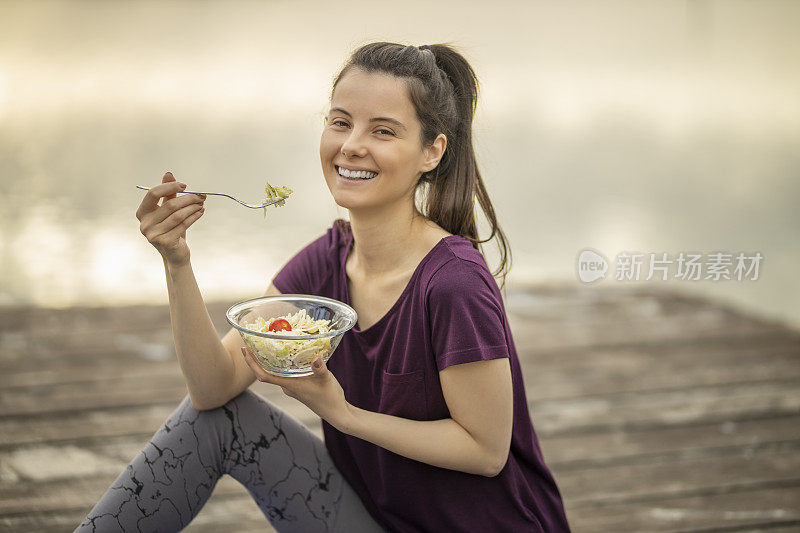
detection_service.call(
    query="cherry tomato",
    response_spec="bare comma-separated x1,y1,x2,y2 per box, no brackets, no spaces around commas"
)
268,319,292,332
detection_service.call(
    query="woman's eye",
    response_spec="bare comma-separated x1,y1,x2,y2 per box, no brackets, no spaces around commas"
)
376,128,394,136
332,120,349,128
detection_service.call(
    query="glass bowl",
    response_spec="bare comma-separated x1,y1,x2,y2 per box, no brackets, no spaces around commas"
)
226,294,357,377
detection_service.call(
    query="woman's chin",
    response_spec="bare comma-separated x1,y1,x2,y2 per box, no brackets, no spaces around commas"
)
328,184,370,209
332,196,368,210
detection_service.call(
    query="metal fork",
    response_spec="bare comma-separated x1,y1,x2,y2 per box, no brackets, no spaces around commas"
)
136,185,288,209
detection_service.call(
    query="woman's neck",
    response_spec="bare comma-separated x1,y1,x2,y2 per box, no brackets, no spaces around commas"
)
347,203,430,277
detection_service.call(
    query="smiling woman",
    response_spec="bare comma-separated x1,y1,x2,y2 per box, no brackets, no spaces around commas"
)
76,42,571,533
318,48,511,285
320,68,444,214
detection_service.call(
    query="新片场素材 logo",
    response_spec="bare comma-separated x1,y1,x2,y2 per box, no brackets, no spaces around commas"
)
577,249,609,283
575,249,763,283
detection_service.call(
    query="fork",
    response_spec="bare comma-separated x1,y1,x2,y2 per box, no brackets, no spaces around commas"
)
135,185,288,209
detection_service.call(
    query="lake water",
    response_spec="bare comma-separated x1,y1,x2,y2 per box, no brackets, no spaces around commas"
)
1,0,798,330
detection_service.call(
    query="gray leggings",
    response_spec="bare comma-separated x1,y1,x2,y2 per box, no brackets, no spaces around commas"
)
75,389,386,532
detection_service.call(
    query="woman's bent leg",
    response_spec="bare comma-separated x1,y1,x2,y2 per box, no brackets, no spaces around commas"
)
75,389,384,533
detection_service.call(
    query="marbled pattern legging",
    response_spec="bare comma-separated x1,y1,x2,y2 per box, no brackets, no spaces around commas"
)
75,389,386,532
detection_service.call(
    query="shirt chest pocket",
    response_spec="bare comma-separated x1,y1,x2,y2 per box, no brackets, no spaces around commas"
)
378,369,428,420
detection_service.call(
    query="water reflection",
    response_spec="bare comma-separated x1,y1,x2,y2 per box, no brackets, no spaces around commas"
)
0,0,797,331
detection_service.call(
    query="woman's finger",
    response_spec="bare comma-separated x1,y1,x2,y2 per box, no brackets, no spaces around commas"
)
142,202,204,242
143,194,206,230
240,348,297,387
136,177,186,221
149,205,205,245
162,171,179,203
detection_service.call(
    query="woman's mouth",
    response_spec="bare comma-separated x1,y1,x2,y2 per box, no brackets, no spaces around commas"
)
336,165,378,181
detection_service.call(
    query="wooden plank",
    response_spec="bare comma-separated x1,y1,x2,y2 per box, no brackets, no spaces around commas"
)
2,373,798,446
2,372,798,441
8,341,800,417
564,485,800,532
518,330,799,364
520,341,800,400
555,448,800,507
5,290,794,362
0,489,275,533
1,342,796,422
3,287,793,349
0,475,300,533
5,412,798,487
3,441,799,520
744,520,800,533
0,381,319,422
2,326,796,390
3,410,796,474
529,379,800,436
80,423,325,465
0,302,234,335
50,417,800,472
0,394,313,449
0,474,246,515
7,314,789,363
539,415,800,468
510,319,796,355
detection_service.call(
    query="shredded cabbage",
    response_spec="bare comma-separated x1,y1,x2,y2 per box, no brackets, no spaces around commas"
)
243,309,333,370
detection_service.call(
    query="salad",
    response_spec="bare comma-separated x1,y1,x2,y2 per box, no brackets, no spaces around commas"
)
263,182,293,217
243,309,333,370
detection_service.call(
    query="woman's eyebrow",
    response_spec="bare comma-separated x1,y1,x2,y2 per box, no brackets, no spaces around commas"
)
329,107,407,131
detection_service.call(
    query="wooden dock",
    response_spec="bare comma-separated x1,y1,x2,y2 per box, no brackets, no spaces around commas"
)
1,285,799,532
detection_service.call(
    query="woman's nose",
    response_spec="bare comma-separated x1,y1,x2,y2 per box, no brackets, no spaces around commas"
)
340,132,368,158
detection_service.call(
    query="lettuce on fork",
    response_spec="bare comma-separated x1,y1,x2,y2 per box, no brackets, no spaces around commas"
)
263,182,293,217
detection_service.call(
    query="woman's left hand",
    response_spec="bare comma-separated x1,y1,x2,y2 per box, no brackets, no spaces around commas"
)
240,347,353,432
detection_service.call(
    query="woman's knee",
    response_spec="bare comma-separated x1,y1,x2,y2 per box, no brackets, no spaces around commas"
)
177,389,262,416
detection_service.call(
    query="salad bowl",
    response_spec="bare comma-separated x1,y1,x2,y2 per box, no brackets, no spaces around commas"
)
226,294,357,377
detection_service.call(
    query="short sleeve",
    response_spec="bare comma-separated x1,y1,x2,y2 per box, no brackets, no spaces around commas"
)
271,225,338,295
427,258,510,372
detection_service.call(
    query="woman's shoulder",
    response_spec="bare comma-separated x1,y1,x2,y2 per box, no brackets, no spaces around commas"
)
422,234,498,296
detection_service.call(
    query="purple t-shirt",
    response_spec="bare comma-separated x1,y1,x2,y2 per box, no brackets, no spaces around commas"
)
272,219,571,533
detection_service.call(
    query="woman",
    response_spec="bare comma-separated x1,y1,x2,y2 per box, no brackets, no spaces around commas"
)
76,42,571,532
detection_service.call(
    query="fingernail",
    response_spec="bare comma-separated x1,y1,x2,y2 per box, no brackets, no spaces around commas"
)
313,359,321,369
179,183,187,189
240,347,246,356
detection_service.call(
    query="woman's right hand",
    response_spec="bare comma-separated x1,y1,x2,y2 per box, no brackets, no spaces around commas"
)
137,171,206,268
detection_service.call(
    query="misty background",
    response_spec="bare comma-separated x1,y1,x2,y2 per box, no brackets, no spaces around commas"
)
0,0,797,329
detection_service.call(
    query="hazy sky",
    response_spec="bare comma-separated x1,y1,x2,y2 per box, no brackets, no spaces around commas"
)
1,0,798,131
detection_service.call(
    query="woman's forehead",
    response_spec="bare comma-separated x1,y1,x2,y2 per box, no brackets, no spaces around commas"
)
331,69,415,121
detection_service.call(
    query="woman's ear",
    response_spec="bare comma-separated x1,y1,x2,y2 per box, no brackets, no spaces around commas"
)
421,133,447,173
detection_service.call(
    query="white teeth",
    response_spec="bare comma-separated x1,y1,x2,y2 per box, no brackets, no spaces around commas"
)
337,166,378,179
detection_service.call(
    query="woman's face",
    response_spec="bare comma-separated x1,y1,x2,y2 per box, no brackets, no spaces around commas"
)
320,68,444,212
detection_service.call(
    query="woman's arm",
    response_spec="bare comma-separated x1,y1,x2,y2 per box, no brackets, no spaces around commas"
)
164,259,242,409
165,260,279,410
243,344,515,478
342,357,514,477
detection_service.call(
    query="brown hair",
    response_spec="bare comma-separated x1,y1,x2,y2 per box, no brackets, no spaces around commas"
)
329,41,511,289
